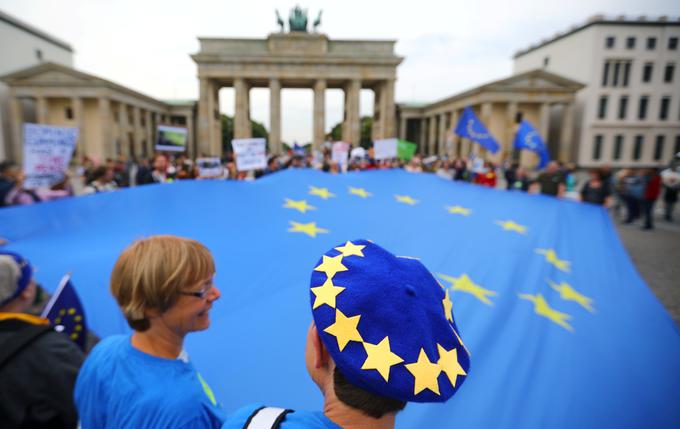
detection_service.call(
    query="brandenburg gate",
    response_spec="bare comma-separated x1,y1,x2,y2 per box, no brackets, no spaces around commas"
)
192,10,402,156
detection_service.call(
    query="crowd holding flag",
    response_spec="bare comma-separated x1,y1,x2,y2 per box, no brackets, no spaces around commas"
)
513,120,551,169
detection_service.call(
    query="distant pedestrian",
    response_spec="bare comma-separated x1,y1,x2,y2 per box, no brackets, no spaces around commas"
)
580,169,611,206
641,169,661,230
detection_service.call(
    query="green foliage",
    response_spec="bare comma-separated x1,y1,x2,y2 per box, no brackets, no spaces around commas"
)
327,116,373,147
221,114,269,153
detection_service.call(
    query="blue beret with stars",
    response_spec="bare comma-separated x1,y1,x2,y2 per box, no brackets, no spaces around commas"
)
309,239,470,403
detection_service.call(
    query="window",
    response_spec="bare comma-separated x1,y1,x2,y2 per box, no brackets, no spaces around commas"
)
664,63,675,83
633,135,644,160
675,135,680,156
606,36,615,48
618,96,628,119
543,56,550,67
35,49,43,61
603,60,632,87
613,135,624,160
669,37,678,50
647,37,657,50
660,97,670,120
612,62,621,86
515,112,523,124
602,61,610,86
598,96,608,119
65,107,73,120
654,135,665,161
593,135,603,160
623,62,631,87
638,96,649,120
643,63,653,82
626,37,636,49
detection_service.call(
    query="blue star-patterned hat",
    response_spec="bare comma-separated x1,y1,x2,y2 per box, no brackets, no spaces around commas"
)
0,251,34,307
309,239,470,403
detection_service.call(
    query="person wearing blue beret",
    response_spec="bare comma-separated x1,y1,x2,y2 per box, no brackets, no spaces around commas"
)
223,239,470,429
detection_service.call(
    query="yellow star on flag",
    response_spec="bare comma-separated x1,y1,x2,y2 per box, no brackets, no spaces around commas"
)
437,344,467,388
495,220,527,234
310,278,346,309
446,205,471,216
438,273,497,306
361,336,404,382
334,241,366,257
288,221,329,238
395,195,418,205
283,198,316,214
324,309,363,351
405,348,442,395
519,293,574,332
536,248,571,273
314,254,348,279
349,187,372,198
309,186,335,199
548,280,595,313
442,289,453,322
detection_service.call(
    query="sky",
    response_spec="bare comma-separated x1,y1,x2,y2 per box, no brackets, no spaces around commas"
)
1,0,677,142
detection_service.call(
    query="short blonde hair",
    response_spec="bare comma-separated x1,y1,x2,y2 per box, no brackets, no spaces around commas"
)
110,235,215,331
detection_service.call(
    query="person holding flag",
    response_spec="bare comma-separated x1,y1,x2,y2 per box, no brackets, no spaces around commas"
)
0,251,84,429
513,120,551,170
454,106,500,154
74,235,226,428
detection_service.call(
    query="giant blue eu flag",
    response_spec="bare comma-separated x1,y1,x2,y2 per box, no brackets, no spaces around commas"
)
454,106,500,153
1,169,679,428
514,120,550,169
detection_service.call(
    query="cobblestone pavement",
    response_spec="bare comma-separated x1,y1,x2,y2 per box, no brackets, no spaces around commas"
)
614,214,680,326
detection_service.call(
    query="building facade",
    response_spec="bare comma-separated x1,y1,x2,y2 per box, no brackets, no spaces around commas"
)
514,15,680,167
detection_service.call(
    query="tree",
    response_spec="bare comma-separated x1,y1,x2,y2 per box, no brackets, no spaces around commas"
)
221,114,269,153
327,116,373,148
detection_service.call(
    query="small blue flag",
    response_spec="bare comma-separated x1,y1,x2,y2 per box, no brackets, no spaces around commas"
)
513,120,550,169
41,274,87,351
292,143,306,157
454,106,500,153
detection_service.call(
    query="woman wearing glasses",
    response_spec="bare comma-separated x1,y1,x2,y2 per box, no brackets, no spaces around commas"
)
75,235,225,428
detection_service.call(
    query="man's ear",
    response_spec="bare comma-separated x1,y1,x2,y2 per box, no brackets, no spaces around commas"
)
311,322,330,369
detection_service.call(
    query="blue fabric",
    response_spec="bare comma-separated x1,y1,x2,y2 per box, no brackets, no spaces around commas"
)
43,278,87,350
74,335,226,429
453,106,500,153
2,169,680,428
310,240,470,403
222,404,341,429
513,120,550,169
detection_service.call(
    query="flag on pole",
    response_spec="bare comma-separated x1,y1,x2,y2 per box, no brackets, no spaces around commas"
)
41,274,87,351
513,120,550,169
453,106,500,153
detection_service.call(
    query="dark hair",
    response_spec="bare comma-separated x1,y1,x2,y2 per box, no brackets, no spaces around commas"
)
90,166,109,182
333,367,406,419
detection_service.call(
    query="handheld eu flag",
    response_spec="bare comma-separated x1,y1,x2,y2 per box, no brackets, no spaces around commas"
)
41,274,87,351
453,106,500,153
513,120,550,169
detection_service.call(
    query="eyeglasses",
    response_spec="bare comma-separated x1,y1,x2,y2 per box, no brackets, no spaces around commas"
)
179,280,214,299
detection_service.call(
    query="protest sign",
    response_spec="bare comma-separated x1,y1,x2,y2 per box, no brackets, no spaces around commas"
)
23,123,78,189
156,125,187,152
373,138,398,160
196,157,224,178
232,138,267,171
331,141,349,168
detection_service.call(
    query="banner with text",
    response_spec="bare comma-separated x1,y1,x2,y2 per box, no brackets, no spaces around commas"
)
196,157,224,178
232,138,267,171
331,141,350,168
23,123,78,189
374,138,398,160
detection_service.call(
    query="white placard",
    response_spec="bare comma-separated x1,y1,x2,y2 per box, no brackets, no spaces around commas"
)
196,157,224,178
373,138,397,160
23,123,78,189
232,138,267,171
332,141,350,167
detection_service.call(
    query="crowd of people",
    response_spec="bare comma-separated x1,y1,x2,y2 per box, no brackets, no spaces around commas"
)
1,148,679,230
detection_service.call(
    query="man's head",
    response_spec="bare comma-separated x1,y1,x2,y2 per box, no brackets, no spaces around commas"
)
0,251,37,313
153,154,169,173
306,240,470,419
546,161,559,173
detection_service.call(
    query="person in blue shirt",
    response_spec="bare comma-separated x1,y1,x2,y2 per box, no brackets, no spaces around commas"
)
75,235,226,428
223,239,471,429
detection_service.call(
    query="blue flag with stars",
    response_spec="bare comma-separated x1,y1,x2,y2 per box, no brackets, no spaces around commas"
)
2,169,679,428
41,274,88,351
513,120,550,169
454,106,500,153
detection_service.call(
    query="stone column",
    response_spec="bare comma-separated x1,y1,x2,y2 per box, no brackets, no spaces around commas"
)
480,102,493,157
9,97,23,163
419,118,427,154
153,112,161,154
198,77,216,156
559,102,574,163
381,79,396,138
132,106,141,159
234,78,251,140
438,112,447,156
313,79,326,151
372,85,382,141
98,98,112,160
342,79,361,146
117,102,129,157
505,102,518,161
144,110,153,158
428,115,437,156
399,116,407,140
36,96,48,124
269,78,282,154
71,97,83,155
186,113,195,159
450,110,459,157
539,102,550,140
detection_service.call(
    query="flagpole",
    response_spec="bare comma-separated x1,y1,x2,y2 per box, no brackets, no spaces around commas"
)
40,272,72,318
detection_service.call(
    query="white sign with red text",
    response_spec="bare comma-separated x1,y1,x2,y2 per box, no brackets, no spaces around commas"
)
23,123,78,189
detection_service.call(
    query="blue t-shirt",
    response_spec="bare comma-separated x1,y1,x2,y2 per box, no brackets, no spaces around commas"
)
75,335,226,429
222,404,341,429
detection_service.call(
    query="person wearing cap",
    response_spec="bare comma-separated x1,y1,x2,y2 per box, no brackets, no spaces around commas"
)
74,235,226,428
222,239,470,429
0,251,84,429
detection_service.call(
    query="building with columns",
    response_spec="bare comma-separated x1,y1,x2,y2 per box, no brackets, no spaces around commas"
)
1,62,196,163
191,32,402,156
397,69,584,167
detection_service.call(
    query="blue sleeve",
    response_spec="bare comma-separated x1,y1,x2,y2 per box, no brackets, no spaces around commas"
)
221,404,264,429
